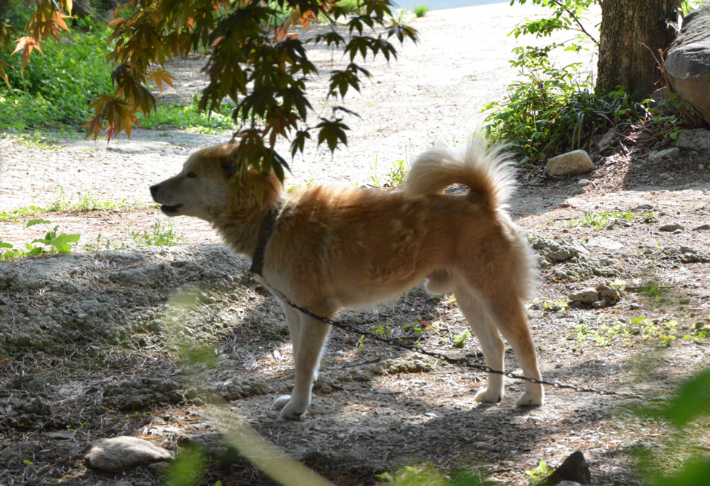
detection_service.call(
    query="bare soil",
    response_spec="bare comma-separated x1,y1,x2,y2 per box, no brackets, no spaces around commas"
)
1,4,710,486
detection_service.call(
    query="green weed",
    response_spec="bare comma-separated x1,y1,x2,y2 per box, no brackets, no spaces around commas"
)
0,206,43,222
452,330,471,348
524,460,554,484
1,219,80,259
369,157,409,187
413,5,430,17
568,211,640,230
385,159,408,187
541,301,568,313
370,324,393,338
131,219,183,247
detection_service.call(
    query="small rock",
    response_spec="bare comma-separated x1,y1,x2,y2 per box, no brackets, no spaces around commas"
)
693,224,710,231
531,237,587,263
597,129,616,149
540,451,591,486
659,223,684,232
596,283,621,303
677,129,710,151
648,148,680,163
568,288,599,305
85,436,173,472
546,150,594,177
659,172,670,180
699,164,706,170
577,178,590,186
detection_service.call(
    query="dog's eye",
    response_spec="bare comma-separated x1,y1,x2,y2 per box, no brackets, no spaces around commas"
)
186,172,197,179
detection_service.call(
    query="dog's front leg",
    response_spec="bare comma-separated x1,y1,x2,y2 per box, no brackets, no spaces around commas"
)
274,314,331,419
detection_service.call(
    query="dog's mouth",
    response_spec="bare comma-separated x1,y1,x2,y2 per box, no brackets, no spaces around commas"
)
160,204,183,215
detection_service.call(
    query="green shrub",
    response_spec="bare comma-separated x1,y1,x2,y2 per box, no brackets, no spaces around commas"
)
413,5,430,17
0,24,113,130
482,46,648,165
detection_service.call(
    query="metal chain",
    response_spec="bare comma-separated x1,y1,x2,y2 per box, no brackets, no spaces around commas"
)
259,280,665,403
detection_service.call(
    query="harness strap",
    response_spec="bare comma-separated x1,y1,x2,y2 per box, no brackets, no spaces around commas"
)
249,204,281,275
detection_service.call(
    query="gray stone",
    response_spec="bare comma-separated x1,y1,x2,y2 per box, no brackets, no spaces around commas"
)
677,128,710,152
568,288,599,304
659,223,684,232
531,237,587,263
666,4,710,124
85,436,173,472
0,441,43,462
597,129,617,150
546,150,594,176
554,257,623,282
577,178,590,186
663,246,710,263
648,148,680,163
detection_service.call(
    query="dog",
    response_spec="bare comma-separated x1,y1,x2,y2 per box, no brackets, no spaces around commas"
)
150,138,544,419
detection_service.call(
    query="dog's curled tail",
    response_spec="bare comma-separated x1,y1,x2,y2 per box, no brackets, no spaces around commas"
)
404,137,515,210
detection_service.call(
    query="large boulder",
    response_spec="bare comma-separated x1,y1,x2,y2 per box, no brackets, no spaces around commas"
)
665,4,710,124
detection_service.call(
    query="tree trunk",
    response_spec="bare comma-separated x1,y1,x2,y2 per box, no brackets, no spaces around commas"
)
596,0,681,99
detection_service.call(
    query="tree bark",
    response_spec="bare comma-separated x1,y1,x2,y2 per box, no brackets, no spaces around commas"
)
596,0,681,99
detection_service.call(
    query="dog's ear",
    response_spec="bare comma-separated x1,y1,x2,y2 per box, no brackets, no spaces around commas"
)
221,141,240,176
221,161,238,176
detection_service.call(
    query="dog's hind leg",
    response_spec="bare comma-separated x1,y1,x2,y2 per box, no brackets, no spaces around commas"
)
484,290,544,407
454,287,506,403
276,313,332,419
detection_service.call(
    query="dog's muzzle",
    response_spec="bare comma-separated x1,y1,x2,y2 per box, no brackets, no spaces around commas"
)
150,183,182,215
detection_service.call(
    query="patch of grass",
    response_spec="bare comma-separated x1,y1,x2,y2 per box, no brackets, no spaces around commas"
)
136,96,238,134
336,0,364,15
0,206,44,222
413,5,430,17
452,330,471,348
0,189,150,220
131,219,183,247
568,211,641,230
569,316,707,348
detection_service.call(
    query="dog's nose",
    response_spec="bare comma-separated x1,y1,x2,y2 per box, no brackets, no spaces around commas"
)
149,184,159,200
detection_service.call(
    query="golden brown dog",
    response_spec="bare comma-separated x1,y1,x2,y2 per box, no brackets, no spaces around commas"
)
150,139,544,419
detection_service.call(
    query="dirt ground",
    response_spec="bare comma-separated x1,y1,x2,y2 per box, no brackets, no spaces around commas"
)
1,3,710,486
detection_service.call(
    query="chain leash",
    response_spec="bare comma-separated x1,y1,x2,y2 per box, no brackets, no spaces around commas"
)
258,280,665,403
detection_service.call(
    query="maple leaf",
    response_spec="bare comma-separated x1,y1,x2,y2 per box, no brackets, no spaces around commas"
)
11,37,43,68
0,59,10,87
147,68,176,91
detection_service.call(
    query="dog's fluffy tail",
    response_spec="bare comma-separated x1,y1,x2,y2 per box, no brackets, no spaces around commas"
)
404,137,515,210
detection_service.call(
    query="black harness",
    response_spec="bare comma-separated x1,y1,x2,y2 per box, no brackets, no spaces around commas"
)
249,204,281,275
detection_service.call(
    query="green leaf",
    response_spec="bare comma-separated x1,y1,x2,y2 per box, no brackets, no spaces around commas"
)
653,368,710,428
316,118,349,152
0,242,13,249
27,219,51,228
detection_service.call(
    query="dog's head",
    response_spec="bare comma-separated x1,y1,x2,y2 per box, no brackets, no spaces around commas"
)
151,142,282,222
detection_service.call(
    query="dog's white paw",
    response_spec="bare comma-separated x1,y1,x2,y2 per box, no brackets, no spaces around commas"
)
474,388,502,404
279,398,309,420
515,389,544,407
272,395,292,410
